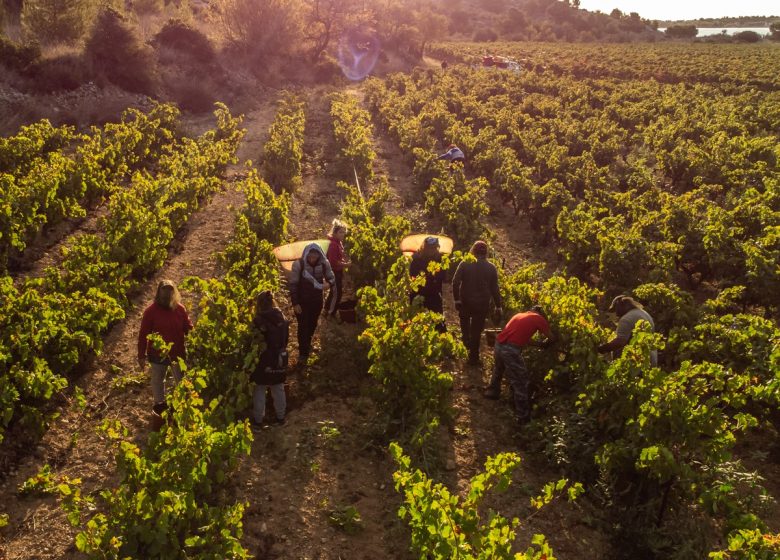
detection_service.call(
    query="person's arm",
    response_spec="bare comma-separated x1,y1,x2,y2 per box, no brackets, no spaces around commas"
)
597,337,626,354
598,314,633,353
182,306,194,334
489,265,502,312
323,259,336,287
289,260,302,312
530,316,557,348
137,308,152,368
452,262,463,309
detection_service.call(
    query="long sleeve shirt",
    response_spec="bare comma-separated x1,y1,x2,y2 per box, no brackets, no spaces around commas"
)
138,302,193,363
452,257,501,309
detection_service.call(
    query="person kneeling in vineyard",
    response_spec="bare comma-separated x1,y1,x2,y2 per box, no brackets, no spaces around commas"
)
452,240,502,366
437,143,465,166
597,295,658,366
251,291,289,428
290,243,335,364
137,280,193,416
410,236,447,333
484,306,556,425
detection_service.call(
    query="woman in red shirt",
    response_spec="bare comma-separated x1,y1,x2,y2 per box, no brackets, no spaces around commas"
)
137,280,193,415
325,219,350,317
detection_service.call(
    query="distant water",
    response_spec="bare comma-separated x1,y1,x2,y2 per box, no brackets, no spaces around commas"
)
659,27,770,37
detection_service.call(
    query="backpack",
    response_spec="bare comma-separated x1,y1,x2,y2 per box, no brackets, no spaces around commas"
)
255,311,289,376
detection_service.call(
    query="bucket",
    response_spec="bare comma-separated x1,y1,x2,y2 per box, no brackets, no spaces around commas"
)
337,299,358,323
484,328,500,346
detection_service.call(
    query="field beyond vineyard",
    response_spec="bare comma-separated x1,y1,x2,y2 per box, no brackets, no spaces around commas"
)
0,41,778,560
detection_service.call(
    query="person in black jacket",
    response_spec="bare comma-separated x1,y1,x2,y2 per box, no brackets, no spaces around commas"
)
289,243,335,363
452,240,502,366
410,236,447,332
251,291,289,428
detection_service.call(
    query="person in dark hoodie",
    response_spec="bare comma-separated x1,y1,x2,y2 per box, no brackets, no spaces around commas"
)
251,290,289,428
452,240,502,366
325,219,350,317
290,243,335,363
410,236,447,332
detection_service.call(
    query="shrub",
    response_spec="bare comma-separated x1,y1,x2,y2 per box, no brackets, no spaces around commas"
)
733,30,762,43
313,53,342,83
31,53,90,92
154,18,215,63
216,0,302,59
473,27,498,42
21,0,96,45
0,35,41,73
84,7,158,95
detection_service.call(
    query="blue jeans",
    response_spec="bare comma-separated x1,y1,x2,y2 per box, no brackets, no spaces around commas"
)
253,384,286,423
488,343,530,421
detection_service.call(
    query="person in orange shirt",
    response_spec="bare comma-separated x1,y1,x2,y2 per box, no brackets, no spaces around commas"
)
484,305,556,425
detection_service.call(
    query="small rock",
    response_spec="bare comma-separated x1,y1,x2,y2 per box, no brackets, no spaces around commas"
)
261,523,267,532
379,484,386,490
445,459,457,471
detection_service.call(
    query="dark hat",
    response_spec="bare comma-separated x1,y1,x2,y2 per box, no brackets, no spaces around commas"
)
424,236,440,247
471,240,488,255
608,296,623,312
529,305,547,319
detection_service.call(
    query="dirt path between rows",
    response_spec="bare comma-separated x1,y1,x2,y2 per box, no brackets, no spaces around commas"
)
230,86,410,560
0,98,279,560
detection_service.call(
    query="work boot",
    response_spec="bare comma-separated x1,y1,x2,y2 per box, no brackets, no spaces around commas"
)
483,387,500,400
467,355,482,367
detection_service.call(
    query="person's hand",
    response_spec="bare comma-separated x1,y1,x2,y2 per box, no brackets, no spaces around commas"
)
293,304,302,315
137,357,146,370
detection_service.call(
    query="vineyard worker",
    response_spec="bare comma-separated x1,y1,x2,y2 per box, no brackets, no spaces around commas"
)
484,306,556,425
410,236,447,333
598,295,658,366
325,219,351,318
290,243,335,364
137,280,193,416
251,291,289,428
437,144,465,165
452,240,502,366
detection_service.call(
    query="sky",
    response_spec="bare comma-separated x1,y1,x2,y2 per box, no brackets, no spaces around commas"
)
577,1,778,21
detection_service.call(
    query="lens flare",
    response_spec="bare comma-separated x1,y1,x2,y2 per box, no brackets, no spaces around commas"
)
337,28,380,81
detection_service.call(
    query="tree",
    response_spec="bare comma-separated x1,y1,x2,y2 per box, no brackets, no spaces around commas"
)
733,30,761,43
217,0,303,59
665,24,697,39
21,0,98,45
304,0,365,62
770,21,780,41
414,9,447,58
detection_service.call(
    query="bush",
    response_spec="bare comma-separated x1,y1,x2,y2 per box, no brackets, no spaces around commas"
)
154,18,215,63
31,52,90,92
313,53,342,83
21,0,96,45
0,35,40,73
473,27,499,42
84,7,158,95
217,0,302,60
734,30,762,43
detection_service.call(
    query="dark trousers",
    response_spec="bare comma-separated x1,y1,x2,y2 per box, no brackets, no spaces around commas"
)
488,343,530,421
325,269,343,315
458,304,488,361
296,298,323,356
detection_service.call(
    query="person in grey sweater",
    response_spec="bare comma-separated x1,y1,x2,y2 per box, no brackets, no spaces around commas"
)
598,295,658,366
452,240,502,366
289,243,335,363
